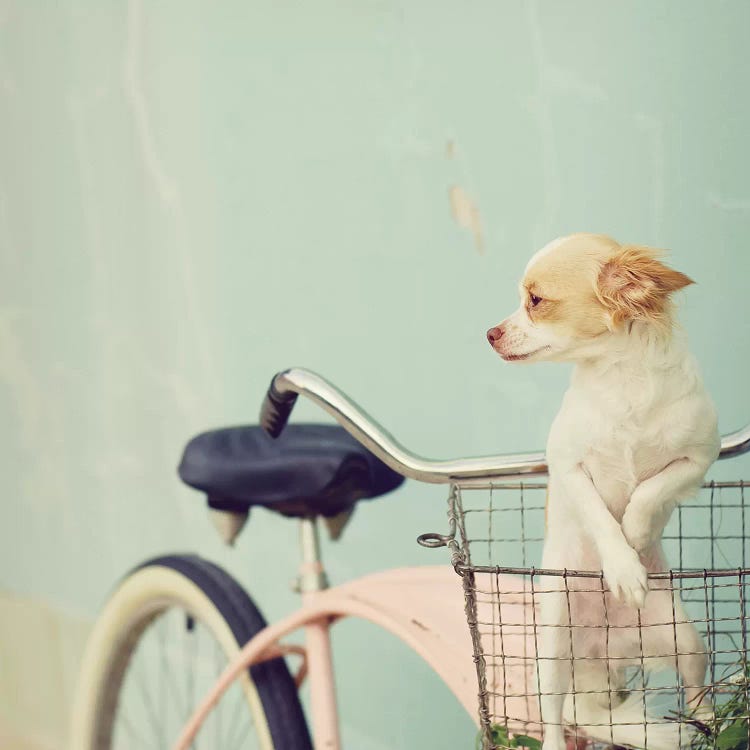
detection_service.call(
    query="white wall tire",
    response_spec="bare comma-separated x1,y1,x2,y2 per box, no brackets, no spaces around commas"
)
70,555,312,750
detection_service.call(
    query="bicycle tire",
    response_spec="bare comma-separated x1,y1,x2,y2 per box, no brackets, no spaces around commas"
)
71,553,313,750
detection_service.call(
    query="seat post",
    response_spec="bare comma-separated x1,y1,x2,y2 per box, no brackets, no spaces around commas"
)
297,516,341,748
296,516,329,593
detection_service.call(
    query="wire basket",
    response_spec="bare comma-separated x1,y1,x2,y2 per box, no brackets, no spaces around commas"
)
420,481,750,750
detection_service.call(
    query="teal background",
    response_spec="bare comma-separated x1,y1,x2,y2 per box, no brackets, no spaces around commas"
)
1,1,749,748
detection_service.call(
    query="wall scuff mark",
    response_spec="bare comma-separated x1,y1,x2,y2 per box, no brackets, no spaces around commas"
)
449,184,484,255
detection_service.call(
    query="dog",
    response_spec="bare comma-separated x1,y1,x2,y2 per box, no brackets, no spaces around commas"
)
487,234,720,750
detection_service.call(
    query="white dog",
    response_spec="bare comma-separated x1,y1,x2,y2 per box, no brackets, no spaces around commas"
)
487,234,720,750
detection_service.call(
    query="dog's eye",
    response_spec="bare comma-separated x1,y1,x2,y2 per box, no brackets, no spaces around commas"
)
530,294,542,307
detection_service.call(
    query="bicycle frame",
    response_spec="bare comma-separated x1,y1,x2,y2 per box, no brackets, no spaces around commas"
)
172,368,750,750
173,520,480,750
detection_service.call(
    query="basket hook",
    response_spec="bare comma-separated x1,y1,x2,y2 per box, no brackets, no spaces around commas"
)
417,532,453,548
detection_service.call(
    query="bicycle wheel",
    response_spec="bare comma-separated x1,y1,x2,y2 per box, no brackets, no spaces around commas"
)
71,554,312,750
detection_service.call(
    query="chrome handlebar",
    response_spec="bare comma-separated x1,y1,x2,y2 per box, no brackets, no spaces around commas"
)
261,368,750,485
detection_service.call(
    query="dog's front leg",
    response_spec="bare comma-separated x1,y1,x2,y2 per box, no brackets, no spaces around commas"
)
622,456,712,554
559,466,648,608
538,589,572,750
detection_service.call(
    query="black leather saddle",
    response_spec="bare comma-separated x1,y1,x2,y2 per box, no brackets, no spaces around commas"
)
178,424,405,518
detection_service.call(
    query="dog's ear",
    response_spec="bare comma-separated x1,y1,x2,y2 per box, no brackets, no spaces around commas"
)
597,246,693,327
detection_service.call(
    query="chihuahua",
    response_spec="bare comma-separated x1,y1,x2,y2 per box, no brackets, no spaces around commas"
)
487,234,719,749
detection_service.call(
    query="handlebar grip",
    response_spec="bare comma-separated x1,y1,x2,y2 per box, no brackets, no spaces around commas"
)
260,375,298,438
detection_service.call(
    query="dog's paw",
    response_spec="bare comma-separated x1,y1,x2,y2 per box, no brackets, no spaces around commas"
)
621,503,660,553
690,703,715,724
602,545,649,608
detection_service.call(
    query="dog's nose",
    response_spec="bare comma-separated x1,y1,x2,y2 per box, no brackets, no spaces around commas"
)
487,326,504,344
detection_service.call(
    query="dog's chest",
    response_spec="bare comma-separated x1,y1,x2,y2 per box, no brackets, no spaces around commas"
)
583,430,670,517
555,388,680,516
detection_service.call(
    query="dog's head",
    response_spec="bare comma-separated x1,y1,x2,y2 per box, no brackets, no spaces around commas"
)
487,233,693,363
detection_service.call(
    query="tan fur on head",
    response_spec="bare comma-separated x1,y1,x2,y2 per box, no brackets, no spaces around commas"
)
488,234,695,365
596,246,693,329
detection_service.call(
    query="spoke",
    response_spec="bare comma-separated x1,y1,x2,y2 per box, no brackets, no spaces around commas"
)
214,640,222,747
128,640,168,744
110,606,262,750
116,706,156,748
231,704,254,750
225,683,252,748
158,612,189,718
185,613,198,750
158,617,167,747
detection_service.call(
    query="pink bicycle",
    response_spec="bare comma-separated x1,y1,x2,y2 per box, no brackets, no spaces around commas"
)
70,368,750,750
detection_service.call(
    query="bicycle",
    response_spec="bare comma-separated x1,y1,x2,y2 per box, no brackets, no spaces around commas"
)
70,368,750,750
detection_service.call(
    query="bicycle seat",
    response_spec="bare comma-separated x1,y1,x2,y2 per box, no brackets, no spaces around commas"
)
178,424,405,518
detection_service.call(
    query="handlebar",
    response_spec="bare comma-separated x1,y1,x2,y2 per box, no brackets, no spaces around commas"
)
260,368,750,485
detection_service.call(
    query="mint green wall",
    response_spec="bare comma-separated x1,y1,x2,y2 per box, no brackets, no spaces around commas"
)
1,2,750,748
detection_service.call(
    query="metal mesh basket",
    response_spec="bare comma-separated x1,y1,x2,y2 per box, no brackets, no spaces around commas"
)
420,481,750,750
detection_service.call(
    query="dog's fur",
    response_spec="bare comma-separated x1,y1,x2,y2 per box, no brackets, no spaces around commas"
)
487,234,720,749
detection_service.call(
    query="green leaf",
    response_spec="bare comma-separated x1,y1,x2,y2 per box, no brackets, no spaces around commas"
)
477,724,512,749
489,724,511,743
476,724,541,750
511,734,542,750
716,720,749,750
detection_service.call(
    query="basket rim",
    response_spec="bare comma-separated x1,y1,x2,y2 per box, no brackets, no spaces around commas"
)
453,563,750,579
